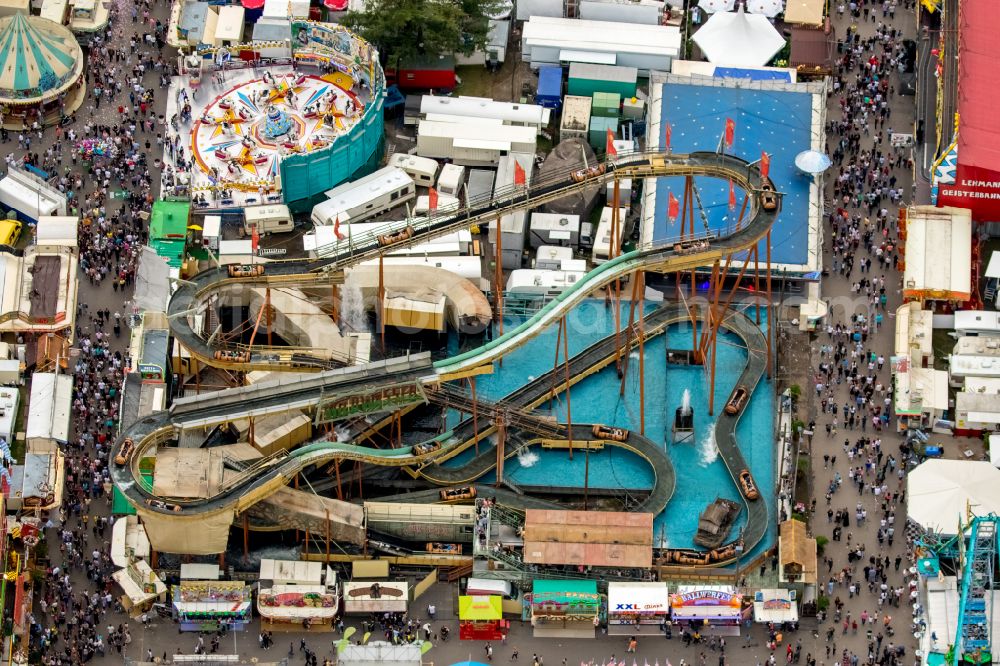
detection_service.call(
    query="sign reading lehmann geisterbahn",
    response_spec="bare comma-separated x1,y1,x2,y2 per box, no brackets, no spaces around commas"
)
316,381,426,423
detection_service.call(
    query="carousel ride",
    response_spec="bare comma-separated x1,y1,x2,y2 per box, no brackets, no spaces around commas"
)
190,71,364,207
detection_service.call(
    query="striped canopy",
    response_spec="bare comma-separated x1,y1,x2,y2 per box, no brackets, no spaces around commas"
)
0,14,83,103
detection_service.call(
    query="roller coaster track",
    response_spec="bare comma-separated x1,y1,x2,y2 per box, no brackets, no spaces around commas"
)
166,150,777,373
113,149,777,561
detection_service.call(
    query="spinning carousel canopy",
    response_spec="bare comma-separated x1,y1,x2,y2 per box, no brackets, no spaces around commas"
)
0,14,83,103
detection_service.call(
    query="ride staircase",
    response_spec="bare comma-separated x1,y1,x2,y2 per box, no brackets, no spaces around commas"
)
955,516,999,666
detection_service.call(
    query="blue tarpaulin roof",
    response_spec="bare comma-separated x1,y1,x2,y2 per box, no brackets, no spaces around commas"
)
713,67,791,81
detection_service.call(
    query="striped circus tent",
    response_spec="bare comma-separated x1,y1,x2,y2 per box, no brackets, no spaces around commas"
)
0,13,83,104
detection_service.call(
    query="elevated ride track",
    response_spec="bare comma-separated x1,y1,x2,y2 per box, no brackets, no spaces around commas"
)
114,150,778,561
167,150,778,373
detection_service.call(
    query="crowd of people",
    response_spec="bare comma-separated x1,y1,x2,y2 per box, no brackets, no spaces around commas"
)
809,0,922,664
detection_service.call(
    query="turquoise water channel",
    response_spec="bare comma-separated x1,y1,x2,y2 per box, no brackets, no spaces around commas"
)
442,299,776,560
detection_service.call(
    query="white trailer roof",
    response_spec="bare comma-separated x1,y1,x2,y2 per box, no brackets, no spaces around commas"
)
902,206,972,300
26,372,73,443
419,95,551,126
522,16,681,59
35,216,78,247
418,120,537,144
214,5,244,41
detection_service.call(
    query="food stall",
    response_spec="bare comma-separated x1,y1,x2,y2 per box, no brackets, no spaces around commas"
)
258,558,340,630
752,589,799,624
529,579,600,638
607,582,670,632
172,580,252,632
669,585,744,631
258,585,338,630
459,595,509,640
342,581,409,615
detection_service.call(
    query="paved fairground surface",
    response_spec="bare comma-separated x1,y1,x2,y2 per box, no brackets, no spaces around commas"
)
16,0,941,662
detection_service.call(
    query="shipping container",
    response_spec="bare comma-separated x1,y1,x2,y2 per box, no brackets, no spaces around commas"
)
387,55,457,92
622,96,645,120
567,62,639,98
515,0,562,21
588,116,619,150
466,169,496,205
506,268,586,296
454,19,510,66
559,95,592,142
529,212,581,248
488,212,527,270
536,66,564,109
591,91,621,118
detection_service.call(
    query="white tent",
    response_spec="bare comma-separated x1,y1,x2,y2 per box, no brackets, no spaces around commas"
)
908,460,1000,534
692,7,786,67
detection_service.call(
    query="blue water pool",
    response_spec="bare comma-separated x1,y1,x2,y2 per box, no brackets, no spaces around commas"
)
445,300,776,560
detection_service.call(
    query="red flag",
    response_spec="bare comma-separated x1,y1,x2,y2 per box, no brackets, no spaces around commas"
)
333,215,346,240
606,128,617,158
664,122,672,153
428,187,439,211
514,160,526,186
724,117,735,149
728,179,737,211
250,224,259,253
668,191,680,222
760,151,771,179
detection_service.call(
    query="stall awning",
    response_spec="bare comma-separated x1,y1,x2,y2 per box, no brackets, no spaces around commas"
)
608,582,670,615
752,589,799,623
670,586,742,620
460,595,503,621
779,519,818,584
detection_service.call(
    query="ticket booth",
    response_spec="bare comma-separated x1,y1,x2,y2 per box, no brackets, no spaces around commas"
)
459,595,509,640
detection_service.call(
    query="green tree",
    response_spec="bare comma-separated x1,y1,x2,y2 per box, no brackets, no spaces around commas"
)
343,0,501,64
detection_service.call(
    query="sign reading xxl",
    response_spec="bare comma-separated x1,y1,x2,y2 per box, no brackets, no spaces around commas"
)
317,383,424,422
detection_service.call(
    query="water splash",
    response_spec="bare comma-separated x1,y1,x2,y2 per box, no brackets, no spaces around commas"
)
516,447,539,467
681,388,692,415
333,425,351,442
698,422,718,466
341,273,368,333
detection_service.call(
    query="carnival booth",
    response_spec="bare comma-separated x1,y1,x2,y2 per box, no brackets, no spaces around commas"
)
172,580,252,632
258,558,340,630
669,586,743,631
343,581,409,615
752,589,798,624
607,582,670,634
459,595,510,640
530,579,600,639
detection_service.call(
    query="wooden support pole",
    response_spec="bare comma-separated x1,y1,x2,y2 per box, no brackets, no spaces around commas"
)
766,229,774,379
266,286,273,347
753,245,762,325
356,460,363,499
378,253,386,353
334,460,342,501
638,271,646,436
549,315,564,405
471,376,479,456
305,529,310,556
248,416,255,447
325,509,331,561
619,273,643,395
495,419,505,486
242,513,249,558
563,316,573,461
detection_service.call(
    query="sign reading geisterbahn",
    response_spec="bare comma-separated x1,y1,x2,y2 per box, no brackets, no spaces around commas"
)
316,382,425,423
